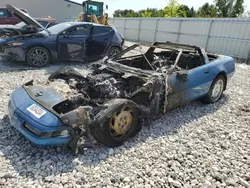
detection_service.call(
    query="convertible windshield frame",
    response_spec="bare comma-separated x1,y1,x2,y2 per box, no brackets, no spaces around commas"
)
111,42,200,61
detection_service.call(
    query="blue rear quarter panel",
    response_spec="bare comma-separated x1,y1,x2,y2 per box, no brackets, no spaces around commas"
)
208,55,235,81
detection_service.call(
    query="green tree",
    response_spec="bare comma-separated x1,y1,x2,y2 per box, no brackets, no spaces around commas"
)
178,5,189,17
197,3,217,17
113,10,123,17
231,0,245,17
139,8,159,17
188,7,196,17
113,9,139,17
164,0,181,17
214,0,245,17
215,0,231,17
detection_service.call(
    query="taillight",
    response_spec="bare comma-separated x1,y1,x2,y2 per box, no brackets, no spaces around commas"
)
119,33,125,40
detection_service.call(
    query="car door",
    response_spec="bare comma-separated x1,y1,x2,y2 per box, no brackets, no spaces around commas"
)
57,25,89,61
0,8,10,25
164,73,188,111
8,11,21,25
85,25,113,58
183,62,211,102
164,52,211,111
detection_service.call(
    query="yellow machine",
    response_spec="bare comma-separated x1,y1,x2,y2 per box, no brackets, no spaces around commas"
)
78,0,109,26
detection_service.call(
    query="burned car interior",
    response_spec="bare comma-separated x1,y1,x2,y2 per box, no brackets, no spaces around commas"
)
39,42,211,116
38,42,210,122
112,43,207,72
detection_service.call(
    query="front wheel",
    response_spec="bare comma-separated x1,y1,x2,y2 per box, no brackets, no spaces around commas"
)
90,101,142,147
202,75,226,104
27,46,51,67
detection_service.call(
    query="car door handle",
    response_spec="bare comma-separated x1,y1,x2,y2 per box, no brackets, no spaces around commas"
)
6,19,11,22
204,70,209,74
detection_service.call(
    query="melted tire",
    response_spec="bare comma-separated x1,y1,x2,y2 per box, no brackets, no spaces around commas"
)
89,100,142,147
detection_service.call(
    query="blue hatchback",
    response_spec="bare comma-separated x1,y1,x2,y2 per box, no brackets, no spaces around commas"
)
0,4,125,67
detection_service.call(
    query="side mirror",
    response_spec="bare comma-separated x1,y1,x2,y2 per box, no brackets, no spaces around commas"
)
106,5,108,10
82,2,85,7
176,72,188,82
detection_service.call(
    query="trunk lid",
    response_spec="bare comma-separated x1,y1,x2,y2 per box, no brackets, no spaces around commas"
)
23,80,76,115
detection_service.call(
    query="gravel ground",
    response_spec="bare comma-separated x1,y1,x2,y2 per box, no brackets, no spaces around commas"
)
0,50,250,188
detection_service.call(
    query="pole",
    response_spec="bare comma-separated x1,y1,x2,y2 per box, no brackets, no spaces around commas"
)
229,0,234,17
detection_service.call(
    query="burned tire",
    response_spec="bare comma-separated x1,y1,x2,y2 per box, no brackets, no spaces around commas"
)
90,100,142,147
201,75,226,104
27,46,51,67
107,47,121,58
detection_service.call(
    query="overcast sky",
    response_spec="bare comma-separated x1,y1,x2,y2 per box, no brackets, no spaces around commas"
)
75,0,250,17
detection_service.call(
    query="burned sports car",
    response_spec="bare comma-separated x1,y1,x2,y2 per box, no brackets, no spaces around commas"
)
8,42,235,154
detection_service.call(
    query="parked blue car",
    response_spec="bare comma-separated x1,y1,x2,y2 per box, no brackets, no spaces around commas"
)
8,42,235,154
0,4,124,67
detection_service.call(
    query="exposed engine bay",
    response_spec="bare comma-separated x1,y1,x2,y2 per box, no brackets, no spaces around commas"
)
48,66,158,117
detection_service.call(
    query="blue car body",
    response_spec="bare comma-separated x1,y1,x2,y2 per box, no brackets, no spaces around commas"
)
0,22,124,62
0,4,124,65
8,42,235,151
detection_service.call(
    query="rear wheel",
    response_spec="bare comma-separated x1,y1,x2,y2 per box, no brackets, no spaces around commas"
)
107,47,121,58
90,101,142,147
27,46,51,67
202,75,226,104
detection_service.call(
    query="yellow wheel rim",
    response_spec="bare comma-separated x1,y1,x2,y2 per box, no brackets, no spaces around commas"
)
110,106,133,136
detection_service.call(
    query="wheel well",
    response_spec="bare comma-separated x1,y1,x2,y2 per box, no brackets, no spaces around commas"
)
26,45,52,61
216,71,227,90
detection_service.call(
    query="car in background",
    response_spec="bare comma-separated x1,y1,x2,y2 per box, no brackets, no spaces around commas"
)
0,18,57,39
0,5,125,67
0,7,27,25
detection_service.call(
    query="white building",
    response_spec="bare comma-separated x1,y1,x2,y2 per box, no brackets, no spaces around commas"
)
0,0,83,23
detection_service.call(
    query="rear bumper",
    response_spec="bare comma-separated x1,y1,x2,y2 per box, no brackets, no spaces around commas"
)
8,87,72,146
0,46,26,61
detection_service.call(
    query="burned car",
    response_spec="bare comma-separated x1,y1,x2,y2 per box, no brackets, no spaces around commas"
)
8,42,235,154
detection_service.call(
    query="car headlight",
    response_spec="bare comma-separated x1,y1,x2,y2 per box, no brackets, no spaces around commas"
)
7,42,24,46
